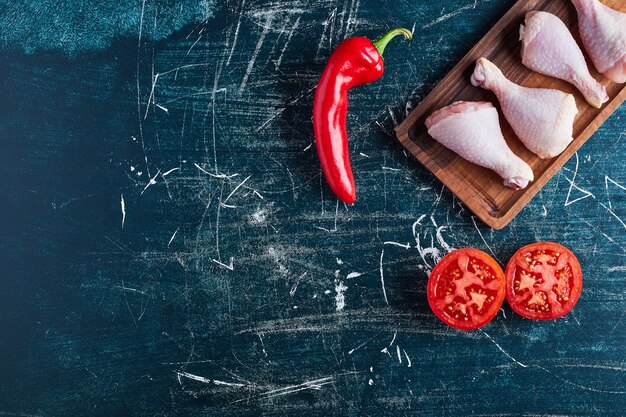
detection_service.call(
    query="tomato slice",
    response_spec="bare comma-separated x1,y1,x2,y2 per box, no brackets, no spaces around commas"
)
427,248,506,331
505,242,582,320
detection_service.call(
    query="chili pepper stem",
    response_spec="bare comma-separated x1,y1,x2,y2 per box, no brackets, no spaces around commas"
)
372,28,413,57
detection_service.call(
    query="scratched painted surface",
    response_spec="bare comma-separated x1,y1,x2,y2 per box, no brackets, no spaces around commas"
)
0,0,625,415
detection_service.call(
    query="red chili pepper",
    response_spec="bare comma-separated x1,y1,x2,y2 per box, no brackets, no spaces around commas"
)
313,28,412,204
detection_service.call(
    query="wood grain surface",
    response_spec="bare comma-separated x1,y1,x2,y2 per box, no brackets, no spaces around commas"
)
396,0,626,229
0,0,624,416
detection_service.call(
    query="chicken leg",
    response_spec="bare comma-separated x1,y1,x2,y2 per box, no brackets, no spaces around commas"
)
471,58,579,159
425,101,534,190
572,0,626,83
520,11,608,108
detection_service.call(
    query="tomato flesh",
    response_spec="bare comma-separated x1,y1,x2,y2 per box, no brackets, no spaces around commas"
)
427,248,506,331
505,242,582,320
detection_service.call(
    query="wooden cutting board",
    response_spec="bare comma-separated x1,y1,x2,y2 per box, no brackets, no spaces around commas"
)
396,0,626,229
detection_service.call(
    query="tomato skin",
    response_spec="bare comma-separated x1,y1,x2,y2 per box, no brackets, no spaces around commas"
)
427,248,506,331
505,242,582,320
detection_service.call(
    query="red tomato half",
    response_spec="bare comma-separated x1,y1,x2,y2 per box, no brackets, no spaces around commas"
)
427,248,506,331
505,242,582,320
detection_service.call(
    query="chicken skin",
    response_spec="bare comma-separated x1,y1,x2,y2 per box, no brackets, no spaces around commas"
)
572,0,626,83
425,101,534,190
520,11,608,108
471,58,579,158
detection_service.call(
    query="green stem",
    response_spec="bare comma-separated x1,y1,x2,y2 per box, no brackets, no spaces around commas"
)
372,27,413,57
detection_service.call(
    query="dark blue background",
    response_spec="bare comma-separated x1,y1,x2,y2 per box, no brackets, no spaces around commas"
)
0,0,624,416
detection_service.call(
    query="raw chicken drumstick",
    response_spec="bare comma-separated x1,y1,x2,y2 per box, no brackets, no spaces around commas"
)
520,11,608,108
571,0,626,83
425,101,534,190
471,58,579,159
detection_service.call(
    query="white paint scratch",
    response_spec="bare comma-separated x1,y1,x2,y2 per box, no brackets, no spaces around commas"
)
345,0,360,36
534,365,626,394
335,280,348,311
257,378,335,400
227,0,246,65
256,86,316,132
210,63,225,174
257,333,268,356
119,286,147,295
233,373,359,403
605,175,626,210
214,379,247,388
389,331,397,346
379,249,389,305
346,272,363,279
239,16,272,94
403,349,412,367
388,107,398,127
413,218,443,273
607,266,626,272
471,216,501,263
599,202,626,229
176,371,210,384
144,73,159,119
317,199,339,232
384,241,411,249
290,272,307,297
167,227,179,247
480,330,527,368
194,163,240,179
275,15,301,69
176,371,247,388
256,109,285,132
212,257,234,271
564,153,595,206
316,8,337,60
581,219,626,253
432,216,454,253
422,0,486,28
141,170,160,195
222,175,252,205
186,34,202,57
611,309,626,333
138,0,146,45
162,167,180,177
554,363,626,372
120,194,126,228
